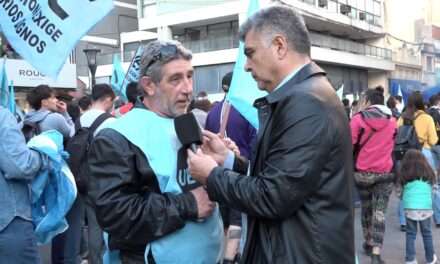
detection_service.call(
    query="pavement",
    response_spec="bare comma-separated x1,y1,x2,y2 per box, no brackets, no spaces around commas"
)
356,194,440,264
39,193,439,264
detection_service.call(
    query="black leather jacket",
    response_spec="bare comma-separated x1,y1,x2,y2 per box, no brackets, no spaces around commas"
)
207,63,355,263
87,104,198,256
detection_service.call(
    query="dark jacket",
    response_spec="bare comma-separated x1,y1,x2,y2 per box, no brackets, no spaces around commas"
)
87,103,198,256
207,62,355,263
205,100,256,159
205,100,257,228
427,106,440,142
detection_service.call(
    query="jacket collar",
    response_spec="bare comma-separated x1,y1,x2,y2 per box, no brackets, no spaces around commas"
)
133,98,150,110
253,62,326,108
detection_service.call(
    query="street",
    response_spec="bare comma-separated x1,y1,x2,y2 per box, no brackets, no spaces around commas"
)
356,194,440,264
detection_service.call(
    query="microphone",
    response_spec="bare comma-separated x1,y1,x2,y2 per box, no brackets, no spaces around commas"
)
174,112,203,152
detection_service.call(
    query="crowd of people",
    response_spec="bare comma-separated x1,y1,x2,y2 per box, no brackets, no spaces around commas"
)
0,3,439,264
350,87,440,264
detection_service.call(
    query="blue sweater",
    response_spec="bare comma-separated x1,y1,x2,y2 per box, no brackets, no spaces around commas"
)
403,180,432,210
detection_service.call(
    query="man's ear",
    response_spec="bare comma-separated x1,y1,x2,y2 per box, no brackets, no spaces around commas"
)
272,34,288,60
40,98,48,108
140,76,156,97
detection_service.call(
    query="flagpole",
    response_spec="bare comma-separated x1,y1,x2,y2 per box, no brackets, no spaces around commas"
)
219,100,231,137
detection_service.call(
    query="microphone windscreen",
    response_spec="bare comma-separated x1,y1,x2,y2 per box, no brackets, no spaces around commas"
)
174,112,203,147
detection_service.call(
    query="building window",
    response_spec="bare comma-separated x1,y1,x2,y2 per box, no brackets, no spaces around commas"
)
194,63,234,94
365,0,374,13
328,0,338,12
373,0,381,16
426,56,434,72
435,57,440,72
123,39,154,62
348,0,356,7
173,21,238,53
301,0,316,5
316,0,381,26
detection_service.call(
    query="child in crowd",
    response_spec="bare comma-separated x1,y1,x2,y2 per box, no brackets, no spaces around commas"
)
399,149,438,264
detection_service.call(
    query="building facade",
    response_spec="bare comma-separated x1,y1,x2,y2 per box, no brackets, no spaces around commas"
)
384,0,440,96
0,34,77,109
117,0,394,99
76,0,138,88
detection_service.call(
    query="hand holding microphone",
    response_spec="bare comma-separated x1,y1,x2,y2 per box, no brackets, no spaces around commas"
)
174,112,203,152
174,113,216,221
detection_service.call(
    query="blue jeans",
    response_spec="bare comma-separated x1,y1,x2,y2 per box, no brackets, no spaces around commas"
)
405,217,436,262
0,217,41,263
399,201,406,226
85,195,105,264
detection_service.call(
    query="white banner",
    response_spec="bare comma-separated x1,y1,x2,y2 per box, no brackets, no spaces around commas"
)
0,58,76,88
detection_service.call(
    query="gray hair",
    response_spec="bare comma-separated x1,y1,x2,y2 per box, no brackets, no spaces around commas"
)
140,40,192,83
239,5,311,56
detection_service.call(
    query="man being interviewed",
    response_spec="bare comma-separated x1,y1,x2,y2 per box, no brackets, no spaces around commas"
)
88,40,223,264
188,4,355,264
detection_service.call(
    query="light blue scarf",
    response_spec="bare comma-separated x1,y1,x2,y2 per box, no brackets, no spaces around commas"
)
104,107,223,264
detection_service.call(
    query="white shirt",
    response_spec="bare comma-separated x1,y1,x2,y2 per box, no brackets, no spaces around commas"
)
79,109,116,137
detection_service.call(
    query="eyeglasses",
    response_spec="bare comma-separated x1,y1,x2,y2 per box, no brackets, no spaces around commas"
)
143,44,178,76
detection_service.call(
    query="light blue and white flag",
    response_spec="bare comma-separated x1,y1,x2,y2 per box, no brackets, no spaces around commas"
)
8,80,15,114
111,54,126,101
336,84,344,100
120,45,144,97
226,0,266,129
0,0,113,78
0,59,9,109
397,84,404,107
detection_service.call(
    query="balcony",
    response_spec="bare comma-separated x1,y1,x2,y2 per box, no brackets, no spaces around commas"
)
295,0,382,26
283,0,383,40
310,32,392,60
392,50,422,68
422,72,437,87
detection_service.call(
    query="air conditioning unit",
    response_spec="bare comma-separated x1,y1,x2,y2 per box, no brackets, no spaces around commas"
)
359,12,366,20
318,0,328,8
340,4,351,15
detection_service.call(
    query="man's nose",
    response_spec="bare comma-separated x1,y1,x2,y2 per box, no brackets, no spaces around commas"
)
182,77,193,94
244,59,251,72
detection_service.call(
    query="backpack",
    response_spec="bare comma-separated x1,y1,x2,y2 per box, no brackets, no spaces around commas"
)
66,112,112,194
22,120,42,142
21,113,50,142
393,113,423,161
